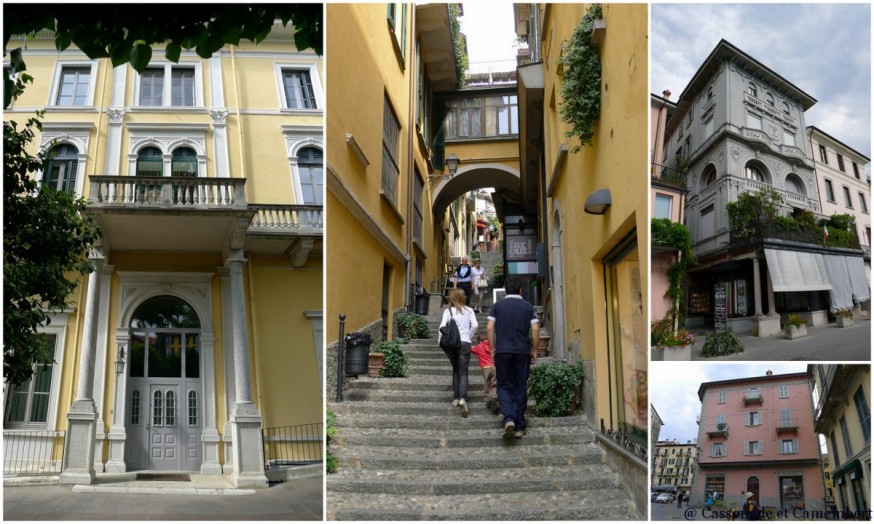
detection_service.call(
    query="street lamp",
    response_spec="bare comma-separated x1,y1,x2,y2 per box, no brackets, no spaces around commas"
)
446,153,460,176
115,347,126,376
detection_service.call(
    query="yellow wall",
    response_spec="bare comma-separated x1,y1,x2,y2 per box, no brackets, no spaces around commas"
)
542,3,649,426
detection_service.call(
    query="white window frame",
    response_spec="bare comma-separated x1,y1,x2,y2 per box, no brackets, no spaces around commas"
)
281,125,324,205
745,440,763,456
746,411,762,426
783,130,796,147
132,61,203,109
654,193,673,219
274,63,324,112
779,384,789,398
717,391,727,404
3,312,69,430
126,124,209,177
47,61,99,108
36,122,93,197
746,113,762,131
780,439,798,454
710,442,726,457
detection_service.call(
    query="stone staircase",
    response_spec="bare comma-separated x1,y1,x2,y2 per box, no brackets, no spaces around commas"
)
326,306,637,520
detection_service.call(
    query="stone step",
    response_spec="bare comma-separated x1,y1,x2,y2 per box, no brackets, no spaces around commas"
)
328,400,510,417
327,464,617,495
330,440,606,471
327,488,635,521
329,411,586,431
343,389,490,403
334,423,593,448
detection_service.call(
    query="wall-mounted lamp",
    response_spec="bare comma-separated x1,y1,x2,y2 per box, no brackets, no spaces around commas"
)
584,188,612,215
115,347,126,375
446,153,460,176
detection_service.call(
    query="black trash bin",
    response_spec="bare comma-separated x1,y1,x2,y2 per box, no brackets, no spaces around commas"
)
345,342,370,377
414,287,430,316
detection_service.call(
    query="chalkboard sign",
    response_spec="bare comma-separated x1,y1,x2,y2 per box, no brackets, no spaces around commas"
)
689,290,711,315
714,282,727,333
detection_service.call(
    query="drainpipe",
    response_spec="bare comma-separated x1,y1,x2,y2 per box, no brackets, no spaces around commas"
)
403,7,417,312
230,47,248,182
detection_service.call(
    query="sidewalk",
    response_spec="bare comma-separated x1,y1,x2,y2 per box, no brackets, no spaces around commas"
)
687,317,870,361
3,470,323,520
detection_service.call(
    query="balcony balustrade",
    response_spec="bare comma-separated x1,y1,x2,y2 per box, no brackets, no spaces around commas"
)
776,418,799,434
743,392,763,405
706,423,729,438
249,205,323,235
88,176,246,210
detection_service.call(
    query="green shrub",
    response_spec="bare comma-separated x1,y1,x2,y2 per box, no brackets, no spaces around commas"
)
373,340,409,378
395,312,430,341
557,4,603,151
701,332,744,358
786,314,806,327
528,360,584,417
326,410,338,473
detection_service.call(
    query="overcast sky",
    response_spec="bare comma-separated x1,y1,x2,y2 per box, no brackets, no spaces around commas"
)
651,3,871,160
650,363,809,443
458,3,520,75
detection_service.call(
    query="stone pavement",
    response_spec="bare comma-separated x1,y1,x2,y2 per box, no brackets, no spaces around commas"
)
3,471,323,520
687,317,870,361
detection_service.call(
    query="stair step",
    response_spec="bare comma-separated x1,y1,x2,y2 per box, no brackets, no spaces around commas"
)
327,464,616,495
329,412,586,431
327,488,635,521
335,426,594,448
330,441,607,470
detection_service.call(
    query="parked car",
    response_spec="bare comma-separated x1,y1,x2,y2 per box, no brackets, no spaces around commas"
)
651,492,659,502
656,493,674,504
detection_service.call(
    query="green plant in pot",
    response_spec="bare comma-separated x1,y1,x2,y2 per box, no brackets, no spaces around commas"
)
372,339,409,378
528,360,584,416
395,312,430,342
786,314,807,327
701,332,744,358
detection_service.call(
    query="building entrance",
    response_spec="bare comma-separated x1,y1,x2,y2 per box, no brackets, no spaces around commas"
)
124,296,203,471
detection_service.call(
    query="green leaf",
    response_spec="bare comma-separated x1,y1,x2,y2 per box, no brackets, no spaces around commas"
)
165,42,181,63
129,42,153,73
110,40,133,68
54,32,73,52
9,48,26,73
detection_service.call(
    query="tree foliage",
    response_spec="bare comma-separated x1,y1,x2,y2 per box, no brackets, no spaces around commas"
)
4,102,100,385
651,218,698,330
3,4,323,108
557,4,602,152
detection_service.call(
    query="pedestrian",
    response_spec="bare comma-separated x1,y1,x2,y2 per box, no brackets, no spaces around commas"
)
453,256,473,305
437,288,477,417
677,492,683,508
487,276,539,438
470,330,498,414
743,492,762,521
470,258,487,313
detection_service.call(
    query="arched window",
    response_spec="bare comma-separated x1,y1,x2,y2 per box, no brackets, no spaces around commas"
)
171,147,198,177
702,165,717,188
782,102,791,115
297,147,324,205
748,82,757,98
137,146,163,176
766,93,775,107
44,144,79,194
785,174,806,196
130,296,200,329
745,165,765,183
129,296,201,380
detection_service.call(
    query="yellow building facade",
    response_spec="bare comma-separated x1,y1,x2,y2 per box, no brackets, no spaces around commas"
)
4,23,323,488
515,3,648,513
326,4,471,388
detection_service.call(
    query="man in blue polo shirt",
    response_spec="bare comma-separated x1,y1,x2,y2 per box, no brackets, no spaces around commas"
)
486,276,539,438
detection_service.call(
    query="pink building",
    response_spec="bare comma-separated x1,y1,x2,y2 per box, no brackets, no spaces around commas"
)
690,371,825,512
651,91,688,321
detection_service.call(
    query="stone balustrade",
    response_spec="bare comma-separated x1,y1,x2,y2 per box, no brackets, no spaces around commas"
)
88,176,246,209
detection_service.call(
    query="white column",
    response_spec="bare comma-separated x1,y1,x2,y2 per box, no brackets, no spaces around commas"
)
59,251,104,485
105,331,129,473
226,250,267,488
219,268,236,474
766,270,779,318
200,332,222,474
92,263,114,473
752,256,764,318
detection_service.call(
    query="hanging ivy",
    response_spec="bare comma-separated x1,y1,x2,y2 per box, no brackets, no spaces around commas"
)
557,4,602,152
448,4,469,88
651,218,697,330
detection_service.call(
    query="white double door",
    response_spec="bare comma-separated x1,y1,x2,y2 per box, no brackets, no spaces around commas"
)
126,380,202,471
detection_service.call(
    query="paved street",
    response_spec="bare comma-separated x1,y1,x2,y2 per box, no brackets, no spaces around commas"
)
688,317,870,361
3,476,323,520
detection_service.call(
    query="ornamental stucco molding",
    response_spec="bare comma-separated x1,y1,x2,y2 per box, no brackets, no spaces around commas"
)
209,109,229,124
107,108,126,122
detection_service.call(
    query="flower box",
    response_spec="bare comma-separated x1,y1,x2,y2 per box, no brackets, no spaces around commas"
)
837,316,854,328
785,324,807,340
653,344,691,361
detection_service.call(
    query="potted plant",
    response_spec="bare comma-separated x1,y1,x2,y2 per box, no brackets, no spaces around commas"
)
344,331,373,377
373,339,409,378
527,360,584,417
536,328,551,357
395,312,430,342
701,331,744,358
785,314,808,340
835,308,855,327
651,326,694,361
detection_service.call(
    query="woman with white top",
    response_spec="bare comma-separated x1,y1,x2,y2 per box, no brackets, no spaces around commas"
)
470,259,486,313
437,288,478,417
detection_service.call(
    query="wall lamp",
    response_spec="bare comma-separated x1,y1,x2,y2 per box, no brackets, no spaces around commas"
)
115,347,126,375
429,153,461,182
584,188,612,215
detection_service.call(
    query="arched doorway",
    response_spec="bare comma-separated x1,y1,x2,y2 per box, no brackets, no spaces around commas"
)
124,295,203,471
747,475,760,504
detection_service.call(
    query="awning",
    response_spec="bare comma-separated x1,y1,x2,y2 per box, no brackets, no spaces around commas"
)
832,459,864,482
764,249,832,292
822,254,871,309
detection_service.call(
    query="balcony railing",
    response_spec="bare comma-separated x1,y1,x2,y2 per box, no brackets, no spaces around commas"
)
776,419,799,434
651,163,688,189
743,392,763,405
249,204,323,235
706,423,729,438
89,176,246,209
262,423,323,469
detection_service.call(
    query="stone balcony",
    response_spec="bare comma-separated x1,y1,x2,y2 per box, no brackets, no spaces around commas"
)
86,176,322,265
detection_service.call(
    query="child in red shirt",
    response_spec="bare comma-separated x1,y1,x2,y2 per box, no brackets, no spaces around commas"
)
470,331,498,414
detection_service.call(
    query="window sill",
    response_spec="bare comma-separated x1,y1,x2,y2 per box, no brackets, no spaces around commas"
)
128,106,208,113
280,107,323,116
380,190,405,225
44,106,97,112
